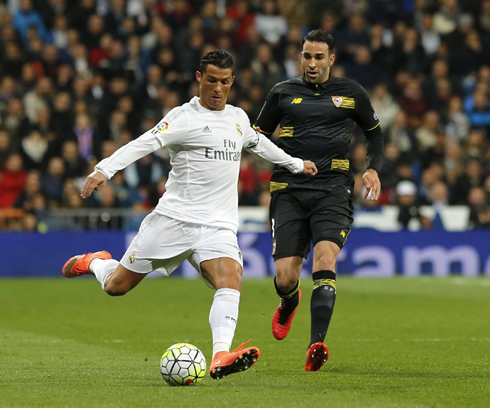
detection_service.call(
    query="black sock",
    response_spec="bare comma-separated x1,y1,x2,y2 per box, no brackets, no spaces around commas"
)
310,270,336,346
274,277,300,313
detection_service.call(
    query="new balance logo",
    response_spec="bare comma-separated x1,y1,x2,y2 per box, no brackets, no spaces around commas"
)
202,125,212,133
291,98,303,104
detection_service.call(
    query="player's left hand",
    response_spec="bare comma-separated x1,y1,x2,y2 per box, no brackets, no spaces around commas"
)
302,160,318,175
362,168,381,200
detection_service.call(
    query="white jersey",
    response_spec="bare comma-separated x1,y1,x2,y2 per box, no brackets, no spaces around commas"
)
95,96,303,233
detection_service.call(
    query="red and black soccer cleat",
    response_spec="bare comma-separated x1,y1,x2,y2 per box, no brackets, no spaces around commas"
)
305,341,329,372
272,289,302,340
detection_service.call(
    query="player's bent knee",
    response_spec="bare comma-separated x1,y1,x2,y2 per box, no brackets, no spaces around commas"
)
104,266,146,296
276,275,298,290
104,277,131,296
105,283,129,297
105,287,128,297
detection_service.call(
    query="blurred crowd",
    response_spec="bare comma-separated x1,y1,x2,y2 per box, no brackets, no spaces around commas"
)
0,0,490,231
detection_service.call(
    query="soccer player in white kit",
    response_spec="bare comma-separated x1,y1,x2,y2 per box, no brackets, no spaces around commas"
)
62,50,318,380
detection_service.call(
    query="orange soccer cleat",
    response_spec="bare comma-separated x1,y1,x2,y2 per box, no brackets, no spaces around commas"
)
305,341,329,372
209,340,260,380
272,289,302,340
62,251,112,278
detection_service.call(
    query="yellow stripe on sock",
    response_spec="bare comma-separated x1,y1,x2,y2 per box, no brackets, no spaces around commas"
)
313,278,336,290
281,280,301,299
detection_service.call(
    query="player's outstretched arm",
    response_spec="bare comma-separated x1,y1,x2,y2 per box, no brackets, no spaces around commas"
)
303,160,318,176
81,171,108,198
362,168,381,201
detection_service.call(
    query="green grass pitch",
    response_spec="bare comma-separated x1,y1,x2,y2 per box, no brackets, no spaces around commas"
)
1,276,489,407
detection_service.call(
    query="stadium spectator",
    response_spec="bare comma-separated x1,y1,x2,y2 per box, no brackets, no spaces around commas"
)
396,180,420,229
12,0,47,45
73,112,95,160
428,180,450,229
335,13,370,63
368,24,392,72
477,0,490,33
0,98,31,144
415,110,441,153
254,0,288,46
0,129,13,168
61,178,84,209
433,0,460,35
451,158,484,205
47,15,69,50
445,95,471,142
238,154,258,206
20,128,48,171
0,152,28,208
23,76,53,124
444,140,463,186
378,142,401,203
41,44,61,80
353,46,383,91
421,129,446,170
250,42,284,94
14,168,42,211
450,28,486,78
418,11,441,56
19,62,39,94
370,82,400,130
40,156,65,205
0,40,24,79
61,140,87,179
461,128,487,163
465,88,490,132
0,76,18,108
226,0,256,46
467,186,490,228
397,76,428,127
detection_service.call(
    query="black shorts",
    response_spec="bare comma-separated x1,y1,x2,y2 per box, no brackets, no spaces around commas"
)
269,190,354,260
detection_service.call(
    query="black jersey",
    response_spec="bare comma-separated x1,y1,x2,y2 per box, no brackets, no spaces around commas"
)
255,75,384,194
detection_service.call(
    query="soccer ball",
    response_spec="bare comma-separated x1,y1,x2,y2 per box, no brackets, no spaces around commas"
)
160,343,206,386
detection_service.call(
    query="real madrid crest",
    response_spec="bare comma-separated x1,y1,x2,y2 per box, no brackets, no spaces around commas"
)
128,254,135,264
236,123,242,136
331,96,343,108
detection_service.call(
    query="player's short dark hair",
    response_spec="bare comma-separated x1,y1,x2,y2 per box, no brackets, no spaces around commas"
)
303,29,335,53
199,50,234,75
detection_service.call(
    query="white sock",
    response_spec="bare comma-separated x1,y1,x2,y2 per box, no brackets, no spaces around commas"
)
90,258,119,291
209,288,240,358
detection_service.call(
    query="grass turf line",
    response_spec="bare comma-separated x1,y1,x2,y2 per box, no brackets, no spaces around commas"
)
0,277,489,407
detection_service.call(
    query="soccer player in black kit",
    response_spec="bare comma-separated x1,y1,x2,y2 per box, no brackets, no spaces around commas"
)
255,29,384,371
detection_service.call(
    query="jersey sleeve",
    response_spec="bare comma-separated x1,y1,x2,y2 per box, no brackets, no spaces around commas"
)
95,107,188,180
243,125,304,174
254,84,281,136
352,85,384,172
353,85,380,132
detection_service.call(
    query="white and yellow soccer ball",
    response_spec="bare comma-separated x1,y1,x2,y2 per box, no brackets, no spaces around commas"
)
160,343,206,386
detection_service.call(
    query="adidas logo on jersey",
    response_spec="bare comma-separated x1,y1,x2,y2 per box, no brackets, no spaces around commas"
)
202,125,212,133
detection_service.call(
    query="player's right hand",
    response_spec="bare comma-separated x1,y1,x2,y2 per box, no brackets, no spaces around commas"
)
81,170,108,198
302,160,318,175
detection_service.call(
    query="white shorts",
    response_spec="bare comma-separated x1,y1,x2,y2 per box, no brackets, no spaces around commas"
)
120,213,243,276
